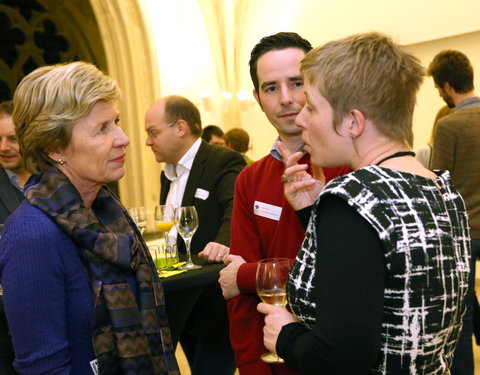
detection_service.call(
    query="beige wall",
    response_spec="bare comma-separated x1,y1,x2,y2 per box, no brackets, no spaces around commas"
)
141,0,480,160
407,31,480,150
101,0,480,216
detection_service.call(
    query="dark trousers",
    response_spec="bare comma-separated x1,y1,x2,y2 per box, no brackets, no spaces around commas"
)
451,238,480,375
0,299,18,375
181,332,236,375
179,283,236,375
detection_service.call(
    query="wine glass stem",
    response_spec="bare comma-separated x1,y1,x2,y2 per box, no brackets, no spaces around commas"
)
185,237,193,265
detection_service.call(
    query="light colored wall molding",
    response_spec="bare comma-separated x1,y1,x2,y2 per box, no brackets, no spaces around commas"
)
89,0,161,210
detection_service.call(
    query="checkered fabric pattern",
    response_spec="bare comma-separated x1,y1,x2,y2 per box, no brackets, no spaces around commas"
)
288,166,470,374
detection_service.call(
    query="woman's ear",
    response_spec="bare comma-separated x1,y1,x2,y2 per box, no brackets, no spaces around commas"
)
345,109,366,139
47,151,64,164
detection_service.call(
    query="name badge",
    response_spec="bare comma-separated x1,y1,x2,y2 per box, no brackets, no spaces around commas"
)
253,201,282,221
195,188,210,200
90,359,99,375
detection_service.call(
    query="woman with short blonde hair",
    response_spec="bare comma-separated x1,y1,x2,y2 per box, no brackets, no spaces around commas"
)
259,32,469,374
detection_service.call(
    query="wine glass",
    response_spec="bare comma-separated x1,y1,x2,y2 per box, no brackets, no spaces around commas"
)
128,206,147,234
256,258,291,363
154,205,175,244
175,206,201,270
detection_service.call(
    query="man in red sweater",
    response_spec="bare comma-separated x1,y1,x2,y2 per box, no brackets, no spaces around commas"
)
219,32,350,375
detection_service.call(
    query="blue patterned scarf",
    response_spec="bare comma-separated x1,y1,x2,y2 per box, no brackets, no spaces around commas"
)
24,168,179,375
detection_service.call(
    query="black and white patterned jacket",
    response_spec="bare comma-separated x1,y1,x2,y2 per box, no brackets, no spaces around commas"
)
288,166,470,375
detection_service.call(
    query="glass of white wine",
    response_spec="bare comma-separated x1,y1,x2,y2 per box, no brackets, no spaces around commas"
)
256,257,291,363
128,206,147,235
175,206,201,270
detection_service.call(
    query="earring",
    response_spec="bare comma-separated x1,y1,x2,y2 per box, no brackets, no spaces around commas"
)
58,159,65,165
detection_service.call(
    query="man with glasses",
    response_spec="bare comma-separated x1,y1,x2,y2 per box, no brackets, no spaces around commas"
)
144,95,245,375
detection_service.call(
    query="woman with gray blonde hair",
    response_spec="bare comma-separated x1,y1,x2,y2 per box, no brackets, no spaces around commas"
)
0,62,179,375
258,32,470,374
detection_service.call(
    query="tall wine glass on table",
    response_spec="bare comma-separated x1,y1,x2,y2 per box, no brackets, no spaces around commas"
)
128,206,147,234
175,206,201,270
256,258,291,363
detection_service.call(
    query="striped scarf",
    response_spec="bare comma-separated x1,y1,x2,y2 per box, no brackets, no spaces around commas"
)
24,168,179,375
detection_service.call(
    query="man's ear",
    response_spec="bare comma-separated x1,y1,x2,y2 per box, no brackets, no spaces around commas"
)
253,89,263,111
176,119,189,137
443,82,454,94
345,109,366,139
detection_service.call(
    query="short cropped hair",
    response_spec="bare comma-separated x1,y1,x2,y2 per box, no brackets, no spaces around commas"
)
224,128,249,153
13,61,120,174
301,32,424,146
202,125,224,142
0,100,13,118
249,32,312,93
428,50,474,93
163,95,202,137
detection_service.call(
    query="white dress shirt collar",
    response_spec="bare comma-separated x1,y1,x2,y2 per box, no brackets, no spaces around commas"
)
163,138,202,182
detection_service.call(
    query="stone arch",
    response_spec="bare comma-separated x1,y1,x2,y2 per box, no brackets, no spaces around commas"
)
0,0,160,207
88,0,161,209
0,0,107,102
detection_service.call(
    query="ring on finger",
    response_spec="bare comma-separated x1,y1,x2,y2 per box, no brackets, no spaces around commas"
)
281,174,293,184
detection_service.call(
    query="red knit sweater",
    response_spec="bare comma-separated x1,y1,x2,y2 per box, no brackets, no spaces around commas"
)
228,153,350,375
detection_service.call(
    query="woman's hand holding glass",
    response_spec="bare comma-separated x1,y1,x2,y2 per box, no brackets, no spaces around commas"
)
257,302,298,355
277,141,325,211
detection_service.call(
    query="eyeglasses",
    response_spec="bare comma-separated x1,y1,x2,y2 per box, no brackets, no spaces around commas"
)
146,120,177,138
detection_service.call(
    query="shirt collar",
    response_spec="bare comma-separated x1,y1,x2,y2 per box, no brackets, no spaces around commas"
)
270,137,305,162
164,138,202,181
455,96,480,111
5,169,23,191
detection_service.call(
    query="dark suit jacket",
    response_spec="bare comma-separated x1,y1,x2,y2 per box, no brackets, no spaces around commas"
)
0,167,22,374
160,140,246,253
160,140,245,350
0,167,24,225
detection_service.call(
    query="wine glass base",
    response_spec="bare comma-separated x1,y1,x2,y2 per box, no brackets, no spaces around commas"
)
261,352,284,363
178,262,202,270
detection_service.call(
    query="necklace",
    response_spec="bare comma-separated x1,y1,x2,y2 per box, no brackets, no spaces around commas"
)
375,151,416,166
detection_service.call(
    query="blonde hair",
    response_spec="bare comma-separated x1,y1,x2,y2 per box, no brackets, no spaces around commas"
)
301,32,424,147
13,61,120,174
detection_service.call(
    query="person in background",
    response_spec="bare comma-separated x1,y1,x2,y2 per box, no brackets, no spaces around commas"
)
219,32,350,375
0,100,26,374
0,100,29,223
201,124,225,146
258,32,470,374
428,49,480,375
415,105,453,168
145,95,246,375
0,61,179,375
224,127,254,164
